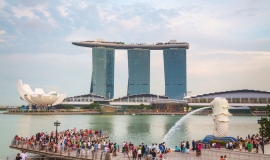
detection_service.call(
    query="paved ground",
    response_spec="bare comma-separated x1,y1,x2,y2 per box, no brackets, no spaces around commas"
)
111,144,270,160
13,143,270,160
111,151,199,160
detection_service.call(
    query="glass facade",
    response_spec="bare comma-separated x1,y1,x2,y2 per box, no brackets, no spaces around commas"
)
90,47,115,99
163,48,186,99
127,49,150,96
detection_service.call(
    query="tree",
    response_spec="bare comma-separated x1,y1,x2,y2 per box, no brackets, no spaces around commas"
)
138,104,145,109
258,105,270,138
81,103,100,109
54,105,75,109
186,104,190,112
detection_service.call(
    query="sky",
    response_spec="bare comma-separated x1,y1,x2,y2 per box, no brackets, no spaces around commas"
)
0,0,270,106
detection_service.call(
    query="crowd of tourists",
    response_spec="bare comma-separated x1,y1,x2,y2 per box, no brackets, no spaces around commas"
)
13,130,269,159
239,133,269,154
13,128,106,156
210,133,269,159
121,141,170,159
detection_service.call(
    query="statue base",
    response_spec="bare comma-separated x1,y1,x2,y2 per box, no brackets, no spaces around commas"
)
202,135,238,143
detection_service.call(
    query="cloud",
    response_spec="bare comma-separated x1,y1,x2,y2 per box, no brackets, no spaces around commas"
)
0,0,270,105
11,6,35,19
58,5,69,17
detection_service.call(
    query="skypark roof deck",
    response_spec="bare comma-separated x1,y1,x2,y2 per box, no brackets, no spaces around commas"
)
72,39,189,50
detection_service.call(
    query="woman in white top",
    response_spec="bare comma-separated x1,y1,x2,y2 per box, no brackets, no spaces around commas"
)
239,142,242,151
98,142,101,149
137,149,142,160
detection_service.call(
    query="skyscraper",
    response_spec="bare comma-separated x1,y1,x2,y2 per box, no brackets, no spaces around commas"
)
90,47,115,99
163,48,186,99
127,49,150,95
72,39,189,99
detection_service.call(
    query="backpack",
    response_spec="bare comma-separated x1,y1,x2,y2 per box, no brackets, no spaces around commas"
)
124,145,128,151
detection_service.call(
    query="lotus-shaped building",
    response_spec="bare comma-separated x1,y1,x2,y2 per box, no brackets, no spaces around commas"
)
17,79,66,110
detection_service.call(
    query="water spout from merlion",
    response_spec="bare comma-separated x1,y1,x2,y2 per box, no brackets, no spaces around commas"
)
162,106,210,143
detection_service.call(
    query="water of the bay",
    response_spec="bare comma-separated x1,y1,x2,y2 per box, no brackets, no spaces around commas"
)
0,112,260,159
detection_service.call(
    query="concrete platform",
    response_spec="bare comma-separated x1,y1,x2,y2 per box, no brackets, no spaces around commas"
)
11,144,270,160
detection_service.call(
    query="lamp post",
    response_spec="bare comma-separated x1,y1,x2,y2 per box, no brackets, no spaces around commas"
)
257,118,264,154
54,120,61,143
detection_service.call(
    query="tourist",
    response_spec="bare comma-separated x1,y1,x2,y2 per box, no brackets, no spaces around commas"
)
109,142,114,159
159,150,163,159
88,141,91,150
252,140,256,153
141,143,145,157
186,141,190,154
220,155,224,160
225,142,228,149
20,150,27,160
144,145,149,157
155,143,159,153
159,143,164,154
224,155,228,160
229,141,233,150
138,148,142,160
60,143,64,153
151,149,156,160
13,135,19,146
192,140,195,151
245,141,248,152
255,140,259,153
104,145,109,156
122,141,126,153
15,153,21,160
129,142,133,157
212,142,216,148
247,142,252,152
182,141,186,153
113,143,117,156
238,142,242,151
180,141,183,152
217,143,221,149
132,148,137,160
123,143,129,158
175,146,180,152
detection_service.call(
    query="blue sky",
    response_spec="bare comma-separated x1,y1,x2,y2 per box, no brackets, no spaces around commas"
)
0,0,270,106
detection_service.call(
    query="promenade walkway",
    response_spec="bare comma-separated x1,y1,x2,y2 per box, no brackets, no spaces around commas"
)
10,143,270,160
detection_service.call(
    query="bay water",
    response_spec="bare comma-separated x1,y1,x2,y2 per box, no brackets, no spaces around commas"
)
0,112,260,159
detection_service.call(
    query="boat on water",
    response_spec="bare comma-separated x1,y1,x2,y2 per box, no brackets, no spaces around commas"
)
171,114,175,116
132,113,135,115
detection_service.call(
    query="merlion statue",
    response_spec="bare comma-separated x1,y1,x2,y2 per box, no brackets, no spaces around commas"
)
211,97,230,137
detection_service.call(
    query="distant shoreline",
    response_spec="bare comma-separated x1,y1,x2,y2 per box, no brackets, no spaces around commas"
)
2,111,258,116
3,111,101,115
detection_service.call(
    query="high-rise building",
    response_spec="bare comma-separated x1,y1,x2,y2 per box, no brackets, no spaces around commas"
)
163,48,186,99
72,39,189,99
90,47,115,99
127,49,150,95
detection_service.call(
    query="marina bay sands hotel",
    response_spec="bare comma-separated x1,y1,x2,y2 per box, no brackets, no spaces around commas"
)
72,39,189,100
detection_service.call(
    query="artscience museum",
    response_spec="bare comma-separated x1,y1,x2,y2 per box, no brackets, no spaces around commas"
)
17,79,66,110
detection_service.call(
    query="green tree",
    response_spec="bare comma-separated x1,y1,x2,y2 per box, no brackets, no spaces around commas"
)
258,105,270,138
138,104,145,109
81,103,100,109
54,105,75,109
